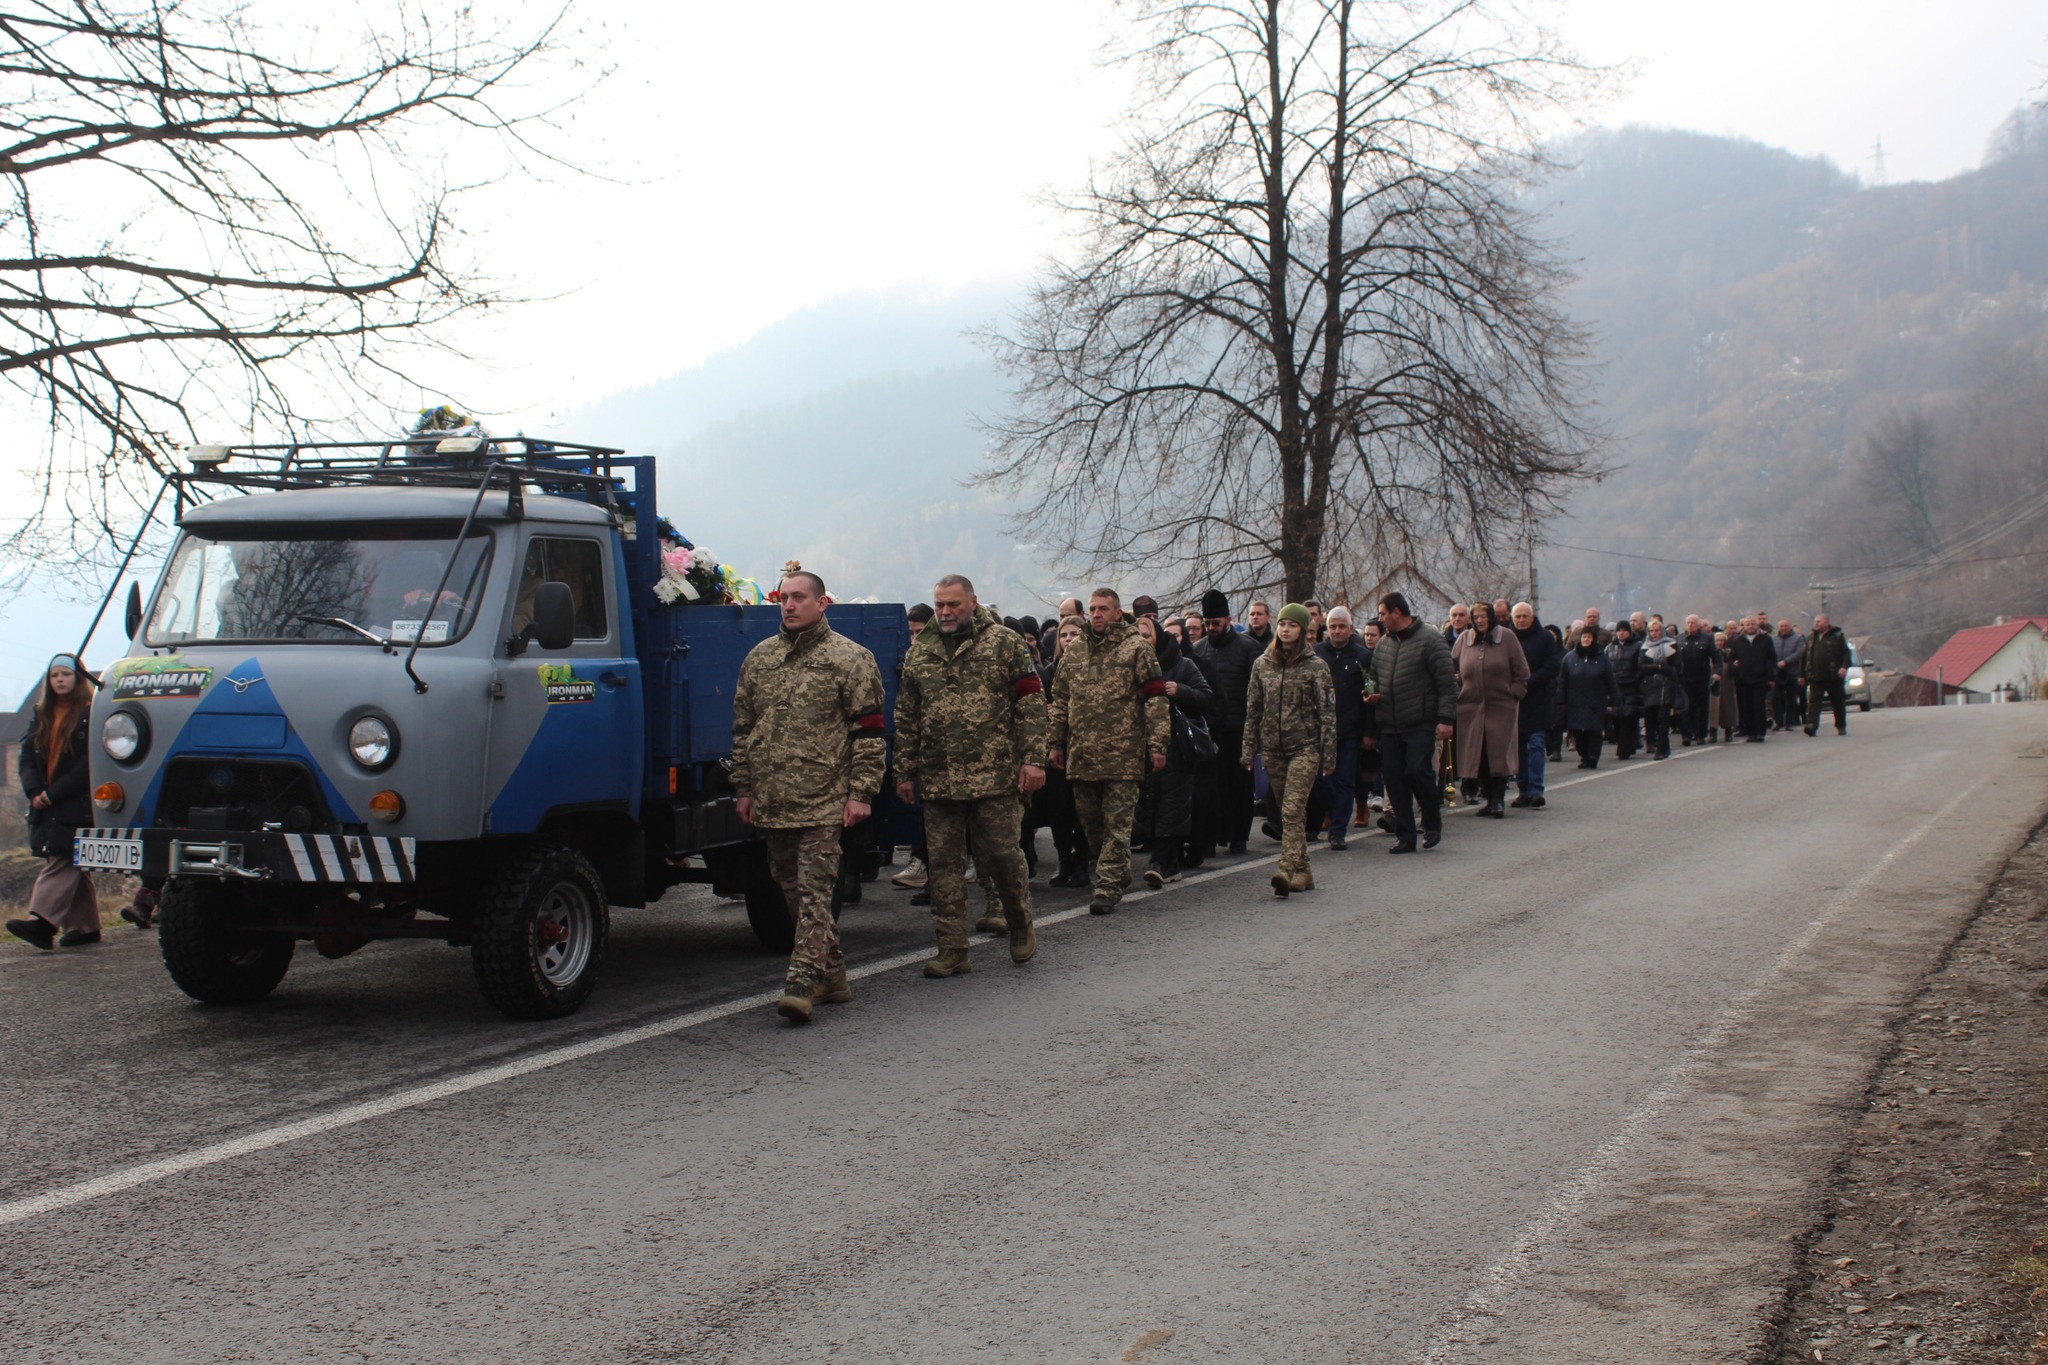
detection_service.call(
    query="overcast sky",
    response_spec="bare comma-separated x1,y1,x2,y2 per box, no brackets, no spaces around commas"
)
3,0,2044,699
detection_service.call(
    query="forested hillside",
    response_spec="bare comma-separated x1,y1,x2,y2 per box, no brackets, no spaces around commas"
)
1538,123,2048,663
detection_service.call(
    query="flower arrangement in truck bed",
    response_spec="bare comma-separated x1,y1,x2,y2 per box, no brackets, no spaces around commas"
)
652,517,763,605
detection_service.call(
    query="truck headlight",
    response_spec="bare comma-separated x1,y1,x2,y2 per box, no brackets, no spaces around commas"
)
102,708,148,763
348,715,397,770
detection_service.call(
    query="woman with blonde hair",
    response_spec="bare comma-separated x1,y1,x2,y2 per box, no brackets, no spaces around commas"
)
8,654,102,949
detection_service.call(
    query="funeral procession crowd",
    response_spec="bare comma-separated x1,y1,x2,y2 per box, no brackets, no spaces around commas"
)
9,572,1858,1030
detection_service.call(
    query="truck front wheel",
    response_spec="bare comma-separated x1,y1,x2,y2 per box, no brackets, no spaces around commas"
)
158,880,295,1005
471,845,609,1020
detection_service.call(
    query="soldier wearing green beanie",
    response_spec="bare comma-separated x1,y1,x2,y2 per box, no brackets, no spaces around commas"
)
1242,603,1336,897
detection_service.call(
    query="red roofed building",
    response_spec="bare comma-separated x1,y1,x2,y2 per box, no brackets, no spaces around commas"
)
1894,617,2048,705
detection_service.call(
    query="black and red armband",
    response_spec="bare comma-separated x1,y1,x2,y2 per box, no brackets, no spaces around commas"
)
1141,678,1169,698
1012,673,1043,698
849,708,886,738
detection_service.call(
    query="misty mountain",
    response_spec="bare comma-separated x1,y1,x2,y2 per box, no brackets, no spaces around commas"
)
1537,125,2048,661
546,122,2048,660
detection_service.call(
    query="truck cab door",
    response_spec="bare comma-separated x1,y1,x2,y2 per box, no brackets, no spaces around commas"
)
484,531,643,832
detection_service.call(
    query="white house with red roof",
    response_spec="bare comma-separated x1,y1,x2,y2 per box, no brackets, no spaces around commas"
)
1899,617,2048,704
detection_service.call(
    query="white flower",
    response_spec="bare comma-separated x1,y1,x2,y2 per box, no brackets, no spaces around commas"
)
653,577,682,604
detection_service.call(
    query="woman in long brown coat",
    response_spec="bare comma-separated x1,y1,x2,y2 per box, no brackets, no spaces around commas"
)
1451,603,1530,819
1712,630,1740,742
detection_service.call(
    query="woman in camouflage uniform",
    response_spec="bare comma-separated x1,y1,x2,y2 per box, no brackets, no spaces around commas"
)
1241,604,1336,899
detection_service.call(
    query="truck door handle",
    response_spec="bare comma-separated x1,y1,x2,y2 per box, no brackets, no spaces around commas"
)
600,671,628,689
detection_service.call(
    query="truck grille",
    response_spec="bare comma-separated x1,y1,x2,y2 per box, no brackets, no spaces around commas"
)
156,758,334,833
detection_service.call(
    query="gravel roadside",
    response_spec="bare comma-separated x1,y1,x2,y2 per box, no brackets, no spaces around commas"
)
1768,820,2048,1365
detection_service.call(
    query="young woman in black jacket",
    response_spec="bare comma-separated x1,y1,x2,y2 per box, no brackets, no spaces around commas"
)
9,654,102,949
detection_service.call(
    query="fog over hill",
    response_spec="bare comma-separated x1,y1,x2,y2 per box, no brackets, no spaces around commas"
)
550,118,2048,661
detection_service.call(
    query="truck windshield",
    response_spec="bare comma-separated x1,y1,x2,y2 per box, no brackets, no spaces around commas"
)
145,526,492,647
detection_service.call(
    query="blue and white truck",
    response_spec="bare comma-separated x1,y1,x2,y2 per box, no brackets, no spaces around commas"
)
74,438,908,1018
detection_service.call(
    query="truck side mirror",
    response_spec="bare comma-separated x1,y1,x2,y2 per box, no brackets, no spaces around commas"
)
124,581,144,639
531,581,576,651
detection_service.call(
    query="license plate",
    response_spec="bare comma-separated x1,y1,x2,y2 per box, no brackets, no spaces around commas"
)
74,836,144,871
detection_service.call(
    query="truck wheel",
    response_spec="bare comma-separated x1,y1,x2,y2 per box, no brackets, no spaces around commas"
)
158,880,295,1005
471,845,608,1020
1859,700,1871,713
742,846,843,953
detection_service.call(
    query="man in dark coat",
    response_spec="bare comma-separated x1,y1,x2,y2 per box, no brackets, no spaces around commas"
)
1802,614,1852,736
1192,588,1262,854
1727,615,1778,742
1673,614,1720,747
1367,593,1457,853
1509,602,1560,808
1312,606,1372,849
1606,621,1646,759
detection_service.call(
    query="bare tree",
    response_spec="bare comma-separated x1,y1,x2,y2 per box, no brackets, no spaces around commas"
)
0,0,589,559
1861,404,1942,559
981,0,1601,603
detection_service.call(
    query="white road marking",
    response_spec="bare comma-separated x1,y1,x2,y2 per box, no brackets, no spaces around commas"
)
1408,775,1992,1363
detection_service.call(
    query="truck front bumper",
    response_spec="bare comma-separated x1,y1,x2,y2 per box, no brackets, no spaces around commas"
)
74,827,417,884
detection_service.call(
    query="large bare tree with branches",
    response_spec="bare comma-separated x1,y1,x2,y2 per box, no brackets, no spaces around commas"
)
0,0,586,558
983,0,1602,603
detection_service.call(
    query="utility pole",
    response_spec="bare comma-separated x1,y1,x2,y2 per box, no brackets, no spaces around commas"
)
1809,580,1835,616
1871,137,1887,185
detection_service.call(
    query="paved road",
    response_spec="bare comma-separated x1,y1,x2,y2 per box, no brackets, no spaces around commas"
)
3,705,2045,1363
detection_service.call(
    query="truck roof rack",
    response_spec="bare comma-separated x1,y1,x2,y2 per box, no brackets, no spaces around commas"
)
172,437,631,502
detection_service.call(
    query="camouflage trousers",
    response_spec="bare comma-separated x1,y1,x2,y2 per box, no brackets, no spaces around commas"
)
925,795,1033,951
763,825,843,989
1268,749,1320,877
1071,778,1140,904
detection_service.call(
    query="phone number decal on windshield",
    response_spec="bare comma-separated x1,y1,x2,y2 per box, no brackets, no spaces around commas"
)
108,658,214,700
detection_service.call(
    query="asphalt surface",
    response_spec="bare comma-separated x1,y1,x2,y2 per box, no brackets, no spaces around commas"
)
3,704,2045,1363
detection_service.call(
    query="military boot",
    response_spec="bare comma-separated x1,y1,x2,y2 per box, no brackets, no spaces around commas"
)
1288,869,1314,893
775,980,817,1023
817,969,853,1004
974,911,1008,934
1009,922,1037,965
923,947,973,978
1270,872,1291,898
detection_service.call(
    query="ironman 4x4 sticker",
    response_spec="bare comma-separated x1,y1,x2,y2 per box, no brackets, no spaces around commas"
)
107,656,214,700
537,662,596,704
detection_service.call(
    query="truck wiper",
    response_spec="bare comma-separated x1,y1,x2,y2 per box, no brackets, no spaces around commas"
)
295,613,395,653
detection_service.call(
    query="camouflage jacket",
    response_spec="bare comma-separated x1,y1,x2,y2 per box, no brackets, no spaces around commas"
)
1242,644,1337,771
894,607,1050,802
731,618,886,829
1048,616,1170,782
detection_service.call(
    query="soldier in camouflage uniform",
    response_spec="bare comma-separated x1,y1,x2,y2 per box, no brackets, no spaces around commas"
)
1243,603,1337,897
1047,588,1171,914
731,571,887,1023
894,575,1050,976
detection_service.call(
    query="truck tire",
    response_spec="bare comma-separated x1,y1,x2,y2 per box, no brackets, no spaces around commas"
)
158,880,295,1005
1859,700,1871,712
471,844,608,1020
743,846,844,954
